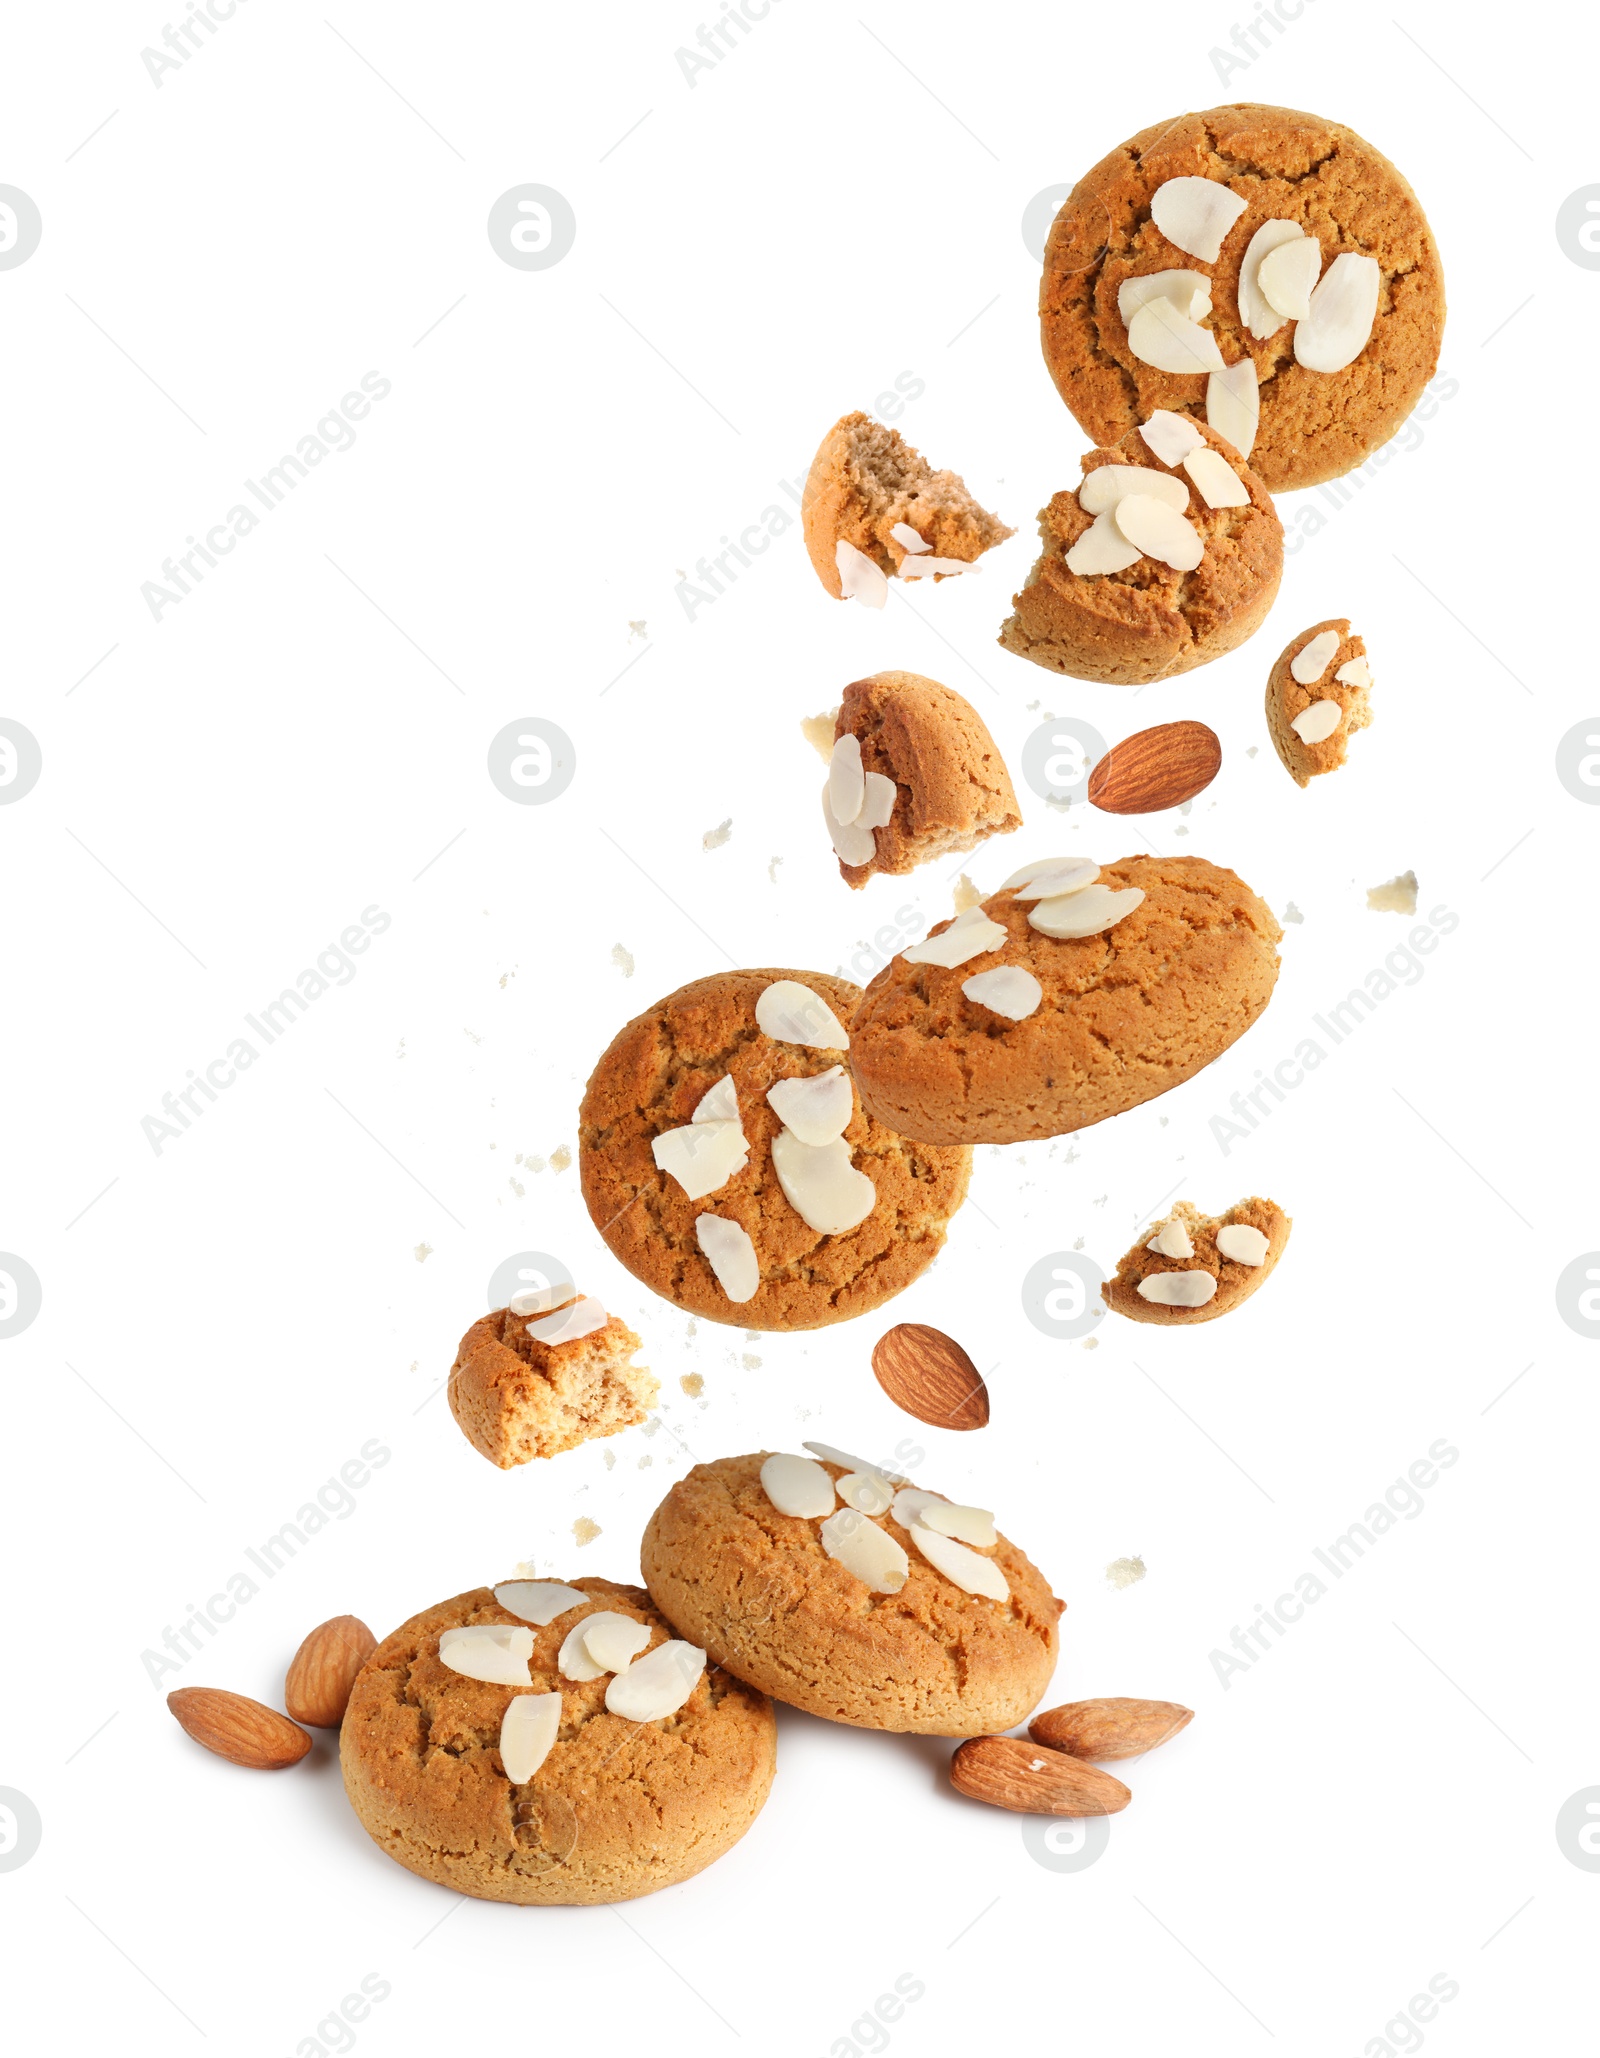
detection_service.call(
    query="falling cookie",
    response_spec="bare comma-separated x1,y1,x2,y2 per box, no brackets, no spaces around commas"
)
1266,619,1372,785
1103,1197,1291,1324
449,1290,658,1468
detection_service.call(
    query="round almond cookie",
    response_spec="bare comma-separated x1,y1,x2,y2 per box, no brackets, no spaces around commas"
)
641,1452,1061,1735
580,969,971,1330
846,854,1282,1144
1039,103,1445,494
1265,618,1373,786
340,1579,776,1905
997,417,1282,685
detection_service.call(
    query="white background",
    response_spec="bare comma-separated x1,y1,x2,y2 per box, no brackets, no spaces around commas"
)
4,2,1598,2052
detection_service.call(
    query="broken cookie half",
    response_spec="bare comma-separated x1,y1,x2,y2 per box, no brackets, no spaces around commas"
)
449,1288,658,1467
1265,619,1373,787
1103,1198,1291,1325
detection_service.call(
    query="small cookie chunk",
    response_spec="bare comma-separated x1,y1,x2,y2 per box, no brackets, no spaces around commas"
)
1103,1197,1291,1325
579,969,971,1330
641,1454,1060,1734
340,1581,776,1905
998,420,1281,685
449,1298,657,1468
825,672,1022,887
1266,619,1372,785
802,412,1012,599
1039,104,1445,493
847,855,1282,1144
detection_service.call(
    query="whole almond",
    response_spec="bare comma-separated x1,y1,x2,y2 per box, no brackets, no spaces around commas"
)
1029,1696,1194,1762
168,1687,312,1770
872,1323,989,1430
285,1614,377,1728
949,1735,1131,1816
1088,720,1221,815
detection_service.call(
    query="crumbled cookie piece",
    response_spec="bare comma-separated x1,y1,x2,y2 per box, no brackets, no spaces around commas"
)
448,1300,658,1467
1265,619,1372,785
1103,1197,1291,1325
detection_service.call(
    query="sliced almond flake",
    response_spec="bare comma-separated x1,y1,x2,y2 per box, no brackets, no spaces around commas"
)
1290,700,1342,745
760,1452,837,1519
1138,409,1206,467
695,1213,760,1302
837,1469,896,1516
557,1618,607,1681
1147,1218,1195,1260
897,554,978,579
499,1690,562,1783
1003,856,1099,897
527,1295,609,1346
961,965,1043,1020
803,1440,910,1485
828,733,866,826
1217,1223,1270,1266
493,1580,587,1625
891,521,932,553
1294,252,1380,374
756,979,850,1049
858,772,896,830
581,1611,652,1675
907,1521,1009,1601
1126,298,1227,375
1149,176,1248,263
691,1074,740,1125
440,1623,534,1686
651,1120,748,1202
891,1487,948,1527
1258,233,1321,322
1237,219,1304,340
835,537,888,608
766,1066,852,1146
1065,509,1143,577
1182,447,1250,509
1078,466,1190,517
1206,359,1259,458
903,906,1007,968
1336,656,1371,688
823,784,875,866
1290,630,1342,684
1111,495,1204,572
1137,1270,1218,1308
770,1129,876,1235
508,1279,576,1317
819,1509,909,1593
919,1501,998,1548
1029,883,1145,940
604,1639,705,1722
1117,268,1214,325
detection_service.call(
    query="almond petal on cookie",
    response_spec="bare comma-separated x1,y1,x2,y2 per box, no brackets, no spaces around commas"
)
1290,700,1342,744
755,978,850,1049
903,907,1007,968
695,1213,760,1302
822,783,876,866
526,1295,610,1345
1181,447,1251,509
440,1624,535,1686
908,1521,1009,1601
1003,856,1099,897
651,1120,748,1201
828,733,866,826
961,965,1043,1021
858,772,897,830
835,538,888,608
1147,1218,1195,1260
770,1129,876,1235
1110,495,1204,571
766,1065,853,1146
580,1611,653,1674
1149,176,1247,263
1126,298,1227,375
819,1508,910,1593
557,1619,608,1681
892,1486,949,1526
918,1501,998,1548
1027,884,1145,940
1206,359,1259,459
1117,268,1214,325
1064,509,1143,576
1138,409,1206,467
1257,233,1322,321
891,521,932,553
1217,1223,1270,1266
760,1452,837,1518
1137,1271,1218,1308
1078,466,1190,517
1237,218,1304,340
493,1580,588,1625
1336,656,1371,688
837,1469,896,1516
1294,252,1381,373
604,1639,706,1722
804,1440,910,1485
1291,630,1342,684
691,1073,740,1124
499,1690,561,1784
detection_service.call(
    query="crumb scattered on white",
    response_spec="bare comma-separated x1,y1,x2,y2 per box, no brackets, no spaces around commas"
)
499,972,512,988
953,873,983,914
573,1517,601,1546
611,943,635,977
628,620,648,640
519,1153,547,1174
638,1455,653,1468
1105,1555,1146,1589
1173,825,1189,837
550,1145,572,1173
413,1243,432,1264
643,1419,660,1438
396,1038,406,1058
680,1373,705,1398
1082,1336,1099,1350
602,1450,615,1470
768,855,783,884
1367,870,1418,916
801,711,839,760
1246,745,1259,758
1282,902,1304,924
1073,1236,1085,1251
1158,1116,1169,1127
742,1353,762,1370
463,1027,481,1044
509,1178,524,1198
702,818,733,851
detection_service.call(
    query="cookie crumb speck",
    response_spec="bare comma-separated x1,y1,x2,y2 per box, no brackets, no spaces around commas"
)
413,1243,432,1264
638,1455,653,1468
680,1374,704,1397
953,872,983,914
509,1178,524,1198
741,1353,761,1371
767,855,783,884
550,1145,572,1174
1367,870,1417,916
1282,901,1304,925
801,711,839,760
602,1450,616,1470
611,943,635,977
573,1517,602,1547
702,819,733,851
1106,1555,1146,1590
629,620,648,640
1246,745,1259,758
1082,1336,1099,1350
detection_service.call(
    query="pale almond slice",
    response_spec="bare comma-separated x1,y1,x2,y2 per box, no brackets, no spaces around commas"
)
499,1691,561,1784
908,1520,1009,1601
581,1611,652,1675
691,1074,739,1124
493,1580,587,1625
837,1468,896,1516
527,1295,610,1346
695,1213,760,1302
1217,1223,1270,1266
819,1509,909,1592
508,1279,576,1317
1290,700,1342,745
766,1066,853,1146
1078,466,1190,517
1237,219,1304,340
1336,656,1371,688
1126,298,1227,375
651,1120,748,1201
961,965,1042,1020
1110,495,1204,572
836,537,888,608
1117,268,1214,325
557,1617,609,1681
803,1440,909,1485
918,1501,998,1548
440,1624,535,1686
903,906,1007,968
1294,252,1380,373
828,733,866,826
1150,176,1247,263
604,1639,705,1722
1065,509,1143,577
898,554,978,579
891,1486,949,1527
891,521,932,553
1147,1218,1195,1260
1003,856,1099,897
823,784,875,866
756,979,850,1049
1206,358,1259,458
1290,629,1342,684
858,771,896,830
1257,233,1321,321
1028,884,1145,939
770,1129,876,1235
1138,409,1206,467
1182,447,1250,509
1138,1271,1217,1308
760,1451,837,1518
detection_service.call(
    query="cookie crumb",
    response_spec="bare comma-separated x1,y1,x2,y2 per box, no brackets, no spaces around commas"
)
638,1455,653,1468
680,1373,704,1398
413,1243,432,1264
524,1154,547,1174
1367,870,1417,916
611,943,635,977
508,1178,523,1198
702,819,732,851
1282,901,1304,925
741,1353,761,1370
629,620,648,640
1082,1336,1099,1350
603,1451,616,1470
800,710,839,760
573,1517,602,1547
767,855,783,884
953,872,983,914
1105,1555,1146,1590
1246,746,1259,758
550,1145,572,1174
499,972,512,988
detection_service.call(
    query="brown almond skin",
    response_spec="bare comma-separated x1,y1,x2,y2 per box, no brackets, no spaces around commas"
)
1029,1696,1194,1762
871,1323,989,1430
168,1688,313,1770
1088,721,1221,815
285,1615,378,1728
949,1735,1131,1816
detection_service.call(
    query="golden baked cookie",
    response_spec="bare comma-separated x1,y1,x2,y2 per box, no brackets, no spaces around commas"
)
641,1453,1060,1735
824,671,1022,887
1265,618,1372,786
1103,1197,1291,1324
578,969,971,1330
847,854,1282,1144
802,412,1012,600
340,1580,776,1905
448,1297,657,1468
1039,103,1445,494
998,418,1282,685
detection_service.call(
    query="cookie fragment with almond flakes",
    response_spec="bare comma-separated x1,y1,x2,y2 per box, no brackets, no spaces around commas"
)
1266,618,1373,786
449,1294,658,1467
1103,1196,1291,1324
